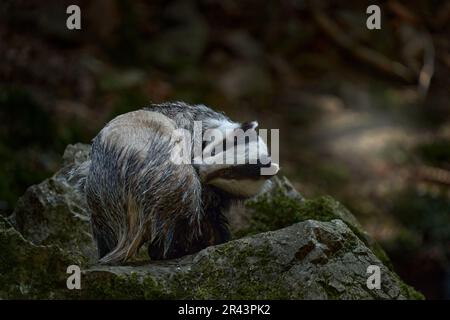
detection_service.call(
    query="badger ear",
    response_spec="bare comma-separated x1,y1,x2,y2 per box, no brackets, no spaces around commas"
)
241,121,258,131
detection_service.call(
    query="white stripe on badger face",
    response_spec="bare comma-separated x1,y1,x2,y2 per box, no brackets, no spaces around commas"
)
203,118,240,132
208,177,268,198
196,118,279,186
202,119,240,158
197,126,274,180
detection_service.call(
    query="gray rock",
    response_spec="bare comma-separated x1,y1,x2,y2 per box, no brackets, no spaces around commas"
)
73,219,420,299
9,143,97,264
0,214,82,299
0,143,423,299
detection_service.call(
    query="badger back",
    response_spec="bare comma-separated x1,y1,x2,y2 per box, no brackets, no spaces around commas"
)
86,110,203,264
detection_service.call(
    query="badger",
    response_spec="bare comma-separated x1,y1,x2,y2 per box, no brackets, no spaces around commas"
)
78,102,279,264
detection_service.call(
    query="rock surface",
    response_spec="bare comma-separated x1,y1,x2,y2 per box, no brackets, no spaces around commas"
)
0,144,423,299
9,143,97,264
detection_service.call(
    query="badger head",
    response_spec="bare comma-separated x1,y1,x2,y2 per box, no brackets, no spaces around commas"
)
194,118,279,198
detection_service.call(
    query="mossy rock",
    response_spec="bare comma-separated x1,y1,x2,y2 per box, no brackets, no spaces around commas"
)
9,143,97,265
0,144,424,299
67,220,422,299
238,178,393,269
0,215,82,299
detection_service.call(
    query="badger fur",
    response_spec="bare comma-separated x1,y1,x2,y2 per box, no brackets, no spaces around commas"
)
81,102,278,264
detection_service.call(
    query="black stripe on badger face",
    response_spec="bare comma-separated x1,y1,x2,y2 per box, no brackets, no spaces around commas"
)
204,163,275,198
205,161,272,182
203,121,259,157
198,119,278,198
241,121,258,131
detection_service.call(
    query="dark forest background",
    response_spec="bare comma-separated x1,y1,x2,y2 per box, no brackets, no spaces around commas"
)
0,0,449,299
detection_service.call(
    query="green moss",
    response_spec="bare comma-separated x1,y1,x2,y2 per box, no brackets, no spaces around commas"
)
77,270,172,300
78,245,281,300
318,279,342,300
82,273,141,299
239,188,304,236
296,196,352,222
0,216,82,299
243,192,356,235
368,242,393,270
165,241,287,299
397,278,425,300
241,192,394,270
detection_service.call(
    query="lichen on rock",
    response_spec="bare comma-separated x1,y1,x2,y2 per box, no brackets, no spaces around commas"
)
0,143,424,299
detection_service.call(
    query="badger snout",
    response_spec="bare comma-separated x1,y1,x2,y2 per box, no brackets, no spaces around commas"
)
193,119,279,197
196,150,279,198
257,154,280,176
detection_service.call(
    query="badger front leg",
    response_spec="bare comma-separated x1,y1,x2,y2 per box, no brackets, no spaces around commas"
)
147,208,230,260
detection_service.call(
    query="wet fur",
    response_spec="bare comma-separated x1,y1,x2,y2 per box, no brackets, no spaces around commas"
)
83,102,272,264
